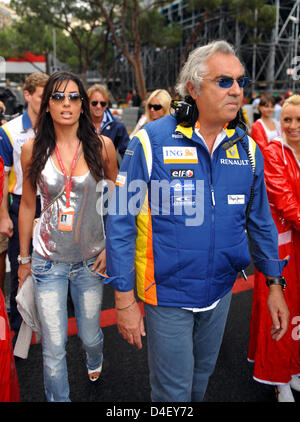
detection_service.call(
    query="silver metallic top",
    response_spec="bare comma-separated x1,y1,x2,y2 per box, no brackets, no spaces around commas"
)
33,155,106,262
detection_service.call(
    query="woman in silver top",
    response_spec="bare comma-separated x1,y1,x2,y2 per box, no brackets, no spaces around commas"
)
17,71,118,402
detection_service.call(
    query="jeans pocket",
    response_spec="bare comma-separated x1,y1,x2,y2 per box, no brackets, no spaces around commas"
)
31,255,54,275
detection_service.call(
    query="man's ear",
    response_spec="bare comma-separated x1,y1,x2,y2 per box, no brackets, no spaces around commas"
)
186,81,197,100
23,90,31,103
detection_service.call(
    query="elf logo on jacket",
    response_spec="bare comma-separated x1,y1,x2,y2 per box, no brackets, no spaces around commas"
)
226,144,239,159
170,169,194,178
163,147,198,164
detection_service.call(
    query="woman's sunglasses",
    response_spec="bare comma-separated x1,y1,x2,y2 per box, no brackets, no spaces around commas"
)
91,100,107,107
202,76,251,88
148,104,163,111
51,92,83,102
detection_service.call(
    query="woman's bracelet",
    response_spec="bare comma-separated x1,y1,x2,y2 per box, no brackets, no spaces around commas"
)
115,299,136,311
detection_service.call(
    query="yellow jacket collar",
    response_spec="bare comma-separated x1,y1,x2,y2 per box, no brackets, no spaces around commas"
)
175,122,237,140
175,124,194,139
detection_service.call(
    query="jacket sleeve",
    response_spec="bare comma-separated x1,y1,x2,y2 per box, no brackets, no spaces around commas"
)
264,145,300,230
246,140,288,277
250,121,268,153
106,130,151,291
0,126,13,170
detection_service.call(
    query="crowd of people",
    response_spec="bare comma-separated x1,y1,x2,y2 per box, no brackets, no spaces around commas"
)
0,39,299,403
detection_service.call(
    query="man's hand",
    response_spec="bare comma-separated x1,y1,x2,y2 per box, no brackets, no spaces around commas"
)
0,216,13,238
267,285,289,341
115,291,146,349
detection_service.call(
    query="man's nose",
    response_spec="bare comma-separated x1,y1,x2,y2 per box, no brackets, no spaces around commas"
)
228,80,242,95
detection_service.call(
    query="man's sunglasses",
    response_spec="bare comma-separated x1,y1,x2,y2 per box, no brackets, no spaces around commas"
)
91,100,107,107
202,76,251,88
51,92,83,102
148,104,163,111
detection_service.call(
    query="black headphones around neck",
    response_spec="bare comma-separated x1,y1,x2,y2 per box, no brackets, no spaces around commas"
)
171,95,248,150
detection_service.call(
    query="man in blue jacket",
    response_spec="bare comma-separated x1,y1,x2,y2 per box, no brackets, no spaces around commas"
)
106,41,289,402
87,84,129,159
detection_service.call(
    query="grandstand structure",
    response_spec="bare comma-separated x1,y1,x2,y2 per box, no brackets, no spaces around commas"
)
117,0,300,96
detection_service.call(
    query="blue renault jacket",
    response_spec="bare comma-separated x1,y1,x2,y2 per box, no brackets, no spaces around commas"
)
106,114,287,308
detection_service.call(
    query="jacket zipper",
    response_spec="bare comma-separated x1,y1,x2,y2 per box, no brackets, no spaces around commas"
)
207,156,216,302
211,185,216,206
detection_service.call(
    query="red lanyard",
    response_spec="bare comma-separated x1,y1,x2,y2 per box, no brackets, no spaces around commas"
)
55,141,81,208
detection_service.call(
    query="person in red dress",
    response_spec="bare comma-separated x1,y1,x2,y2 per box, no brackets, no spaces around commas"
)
248,94,300,402
0,155,20,402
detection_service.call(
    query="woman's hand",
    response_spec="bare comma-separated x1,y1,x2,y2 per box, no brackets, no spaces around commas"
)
17,263,32,288
92,248,106,274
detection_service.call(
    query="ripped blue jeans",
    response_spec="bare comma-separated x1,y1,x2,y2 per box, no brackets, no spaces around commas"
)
31,251,104,402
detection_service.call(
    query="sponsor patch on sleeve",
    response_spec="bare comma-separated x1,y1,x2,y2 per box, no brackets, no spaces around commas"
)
124,149,134,156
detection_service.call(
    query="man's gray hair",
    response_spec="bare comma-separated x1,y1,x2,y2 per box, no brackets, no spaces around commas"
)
175,40,237,98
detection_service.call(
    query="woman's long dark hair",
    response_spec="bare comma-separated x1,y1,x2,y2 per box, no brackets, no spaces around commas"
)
28,71,104,188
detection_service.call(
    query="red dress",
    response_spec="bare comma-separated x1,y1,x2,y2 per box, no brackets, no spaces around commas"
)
0,156,20,401
250,119,281,154
248,138,300,384
0,284,20,401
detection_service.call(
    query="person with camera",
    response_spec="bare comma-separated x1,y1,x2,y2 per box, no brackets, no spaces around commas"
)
106,40,289,402
0,72,49,338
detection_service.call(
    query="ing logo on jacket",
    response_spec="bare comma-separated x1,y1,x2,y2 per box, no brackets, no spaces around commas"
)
163,146,198,163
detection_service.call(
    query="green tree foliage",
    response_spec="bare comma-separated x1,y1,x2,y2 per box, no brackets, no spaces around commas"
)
133,7,182,48
228,0,276,40
9,0,114,83
0,18,77,72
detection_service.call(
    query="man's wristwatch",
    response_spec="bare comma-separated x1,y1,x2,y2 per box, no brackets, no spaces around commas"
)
17,255,31,265
266,276,286,291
